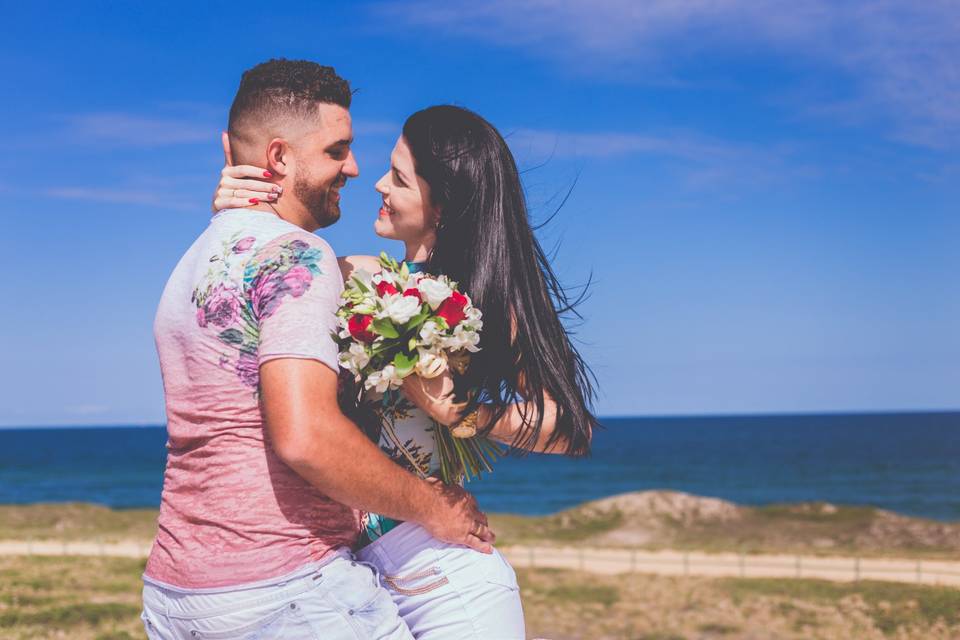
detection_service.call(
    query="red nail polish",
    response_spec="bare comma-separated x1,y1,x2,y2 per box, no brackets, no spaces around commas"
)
263,171,273,178
249,198,259,204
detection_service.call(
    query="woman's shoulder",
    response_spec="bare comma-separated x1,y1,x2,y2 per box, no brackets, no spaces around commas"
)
337,255,382,282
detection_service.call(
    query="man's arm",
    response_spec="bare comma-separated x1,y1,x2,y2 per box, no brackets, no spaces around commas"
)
260,357,494,552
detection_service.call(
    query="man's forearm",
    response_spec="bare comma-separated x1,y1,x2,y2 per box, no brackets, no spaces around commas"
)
279,411,440,524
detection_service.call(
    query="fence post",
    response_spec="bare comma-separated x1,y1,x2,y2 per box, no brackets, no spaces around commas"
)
916,561,922,583
854,557,860,582
795,556,801,578
739,552,745,578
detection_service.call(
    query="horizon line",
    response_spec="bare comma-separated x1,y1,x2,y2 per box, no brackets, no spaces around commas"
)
1,408,957,430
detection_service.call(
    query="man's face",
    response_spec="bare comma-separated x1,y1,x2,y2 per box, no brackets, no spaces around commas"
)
292,104,359,229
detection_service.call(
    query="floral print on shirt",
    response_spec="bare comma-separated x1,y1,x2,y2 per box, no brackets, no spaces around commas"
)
191,232,324,389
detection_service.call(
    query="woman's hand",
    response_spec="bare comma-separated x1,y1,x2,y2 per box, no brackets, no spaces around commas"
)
401,371,467,426
211,165,282,212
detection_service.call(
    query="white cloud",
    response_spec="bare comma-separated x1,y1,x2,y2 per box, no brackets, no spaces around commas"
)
509,127,748,161
63,112,216,147
45,187,196,211
66,404,110,416
508,126,807,190
375,0,960,148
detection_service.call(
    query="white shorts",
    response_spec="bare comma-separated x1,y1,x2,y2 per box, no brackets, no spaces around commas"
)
357,522,525,639
141,549,413,639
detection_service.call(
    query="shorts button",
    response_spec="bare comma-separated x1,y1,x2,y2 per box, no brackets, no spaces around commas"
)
348,609,355,616
290,603,297,610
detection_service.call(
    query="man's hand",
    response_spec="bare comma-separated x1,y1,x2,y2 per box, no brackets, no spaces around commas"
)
420,478,495,554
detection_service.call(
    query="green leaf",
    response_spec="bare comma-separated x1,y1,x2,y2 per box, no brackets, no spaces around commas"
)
351,276,370,294
379,251,398,272
408,337,419,352
372,318,400,339
392,351,419,377
404,310,430,332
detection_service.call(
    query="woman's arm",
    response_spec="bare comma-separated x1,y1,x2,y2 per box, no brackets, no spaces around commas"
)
337,255,382,283
402,372,574,454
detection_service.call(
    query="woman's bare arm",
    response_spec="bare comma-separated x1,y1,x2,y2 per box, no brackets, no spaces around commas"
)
402,372,574,454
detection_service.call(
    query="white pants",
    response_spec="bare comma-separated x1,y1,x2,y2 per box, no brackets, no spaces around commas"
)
141,550,413,639
357,522,525,639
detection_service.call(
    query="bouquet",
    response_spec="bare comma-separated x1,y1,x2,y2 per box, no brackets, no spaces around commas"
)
334,253,502,483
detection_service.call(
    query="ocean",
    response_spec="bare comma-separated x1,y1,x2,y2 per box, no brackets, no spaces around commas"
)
2,412,958,520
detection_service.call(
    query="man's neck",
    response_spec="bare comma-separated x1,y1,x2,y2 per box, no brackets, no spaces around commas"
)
248,201,316,232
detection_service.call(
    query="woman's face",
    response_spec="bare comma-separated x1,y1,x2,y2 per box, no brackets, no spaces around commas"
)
374,136,440,248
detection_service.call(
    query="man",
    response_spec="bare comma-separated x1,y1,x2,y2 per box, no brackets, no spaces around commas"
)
142,59,493,639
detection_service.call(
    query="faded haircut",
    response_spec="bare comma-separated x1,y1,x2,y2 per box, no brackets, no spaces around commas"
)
227,58,352,161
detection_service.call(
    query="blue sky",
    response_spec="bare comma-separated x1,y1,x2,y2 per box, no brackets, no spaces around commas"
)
1,1,957,426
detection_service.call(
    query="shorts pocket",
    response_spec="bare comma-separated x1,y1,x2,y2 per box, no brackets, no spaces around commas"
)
188,601,315,639
141,610,162,640
320,560,390,614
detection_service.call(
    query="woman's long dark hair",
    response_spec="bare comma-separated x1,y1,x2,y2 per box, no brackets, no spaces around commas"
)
403,105,597,456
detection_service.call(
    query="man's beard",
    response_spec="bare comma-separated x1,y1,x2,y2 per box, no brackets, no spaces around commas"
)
294,167,341,228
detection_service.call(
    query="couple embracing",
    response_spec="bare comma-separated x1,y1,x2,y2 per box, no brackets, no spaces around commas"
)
143,58,596,639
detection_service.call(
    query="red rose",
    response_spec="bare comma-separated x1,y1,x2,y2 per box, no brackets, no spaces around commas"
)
402,288,422,302
348,314,376,343
436,291,468,327
376,281,399,297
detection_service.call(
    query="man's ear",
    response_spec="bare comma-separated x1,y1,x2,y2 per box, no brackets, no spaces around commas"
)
265,138,291,177
221,132,234,166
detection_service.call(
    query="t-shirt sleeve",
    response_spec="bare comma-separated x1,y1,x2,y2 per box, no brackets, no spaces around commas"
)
249,231,343,373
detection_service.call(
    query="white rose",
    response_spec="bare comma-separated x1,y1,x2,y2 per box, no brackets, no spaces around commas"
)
417,278,453,309
378,293,421,325
415,349,448,378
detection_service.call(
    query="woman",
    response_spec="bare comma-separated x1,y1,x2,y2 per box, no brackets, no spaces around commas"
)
213,105,597,639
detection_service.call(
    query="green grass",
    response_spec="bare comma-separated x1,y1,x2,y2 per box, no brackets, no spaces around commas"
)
0,503,157,542
0,556,146,640
544,584,621,607
753,503,878,524
2,500,958,560
697,622,741,634
489,508,625,546
719,577,960,633
0,603,142,628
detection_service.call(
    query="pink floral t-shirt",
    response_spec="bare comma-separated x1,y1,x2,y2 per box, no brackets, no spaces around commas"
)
144,209,359,590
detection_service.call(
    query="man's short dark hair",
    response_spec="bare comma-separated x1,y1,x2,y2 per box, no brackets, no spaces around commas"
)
228,58,352,150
